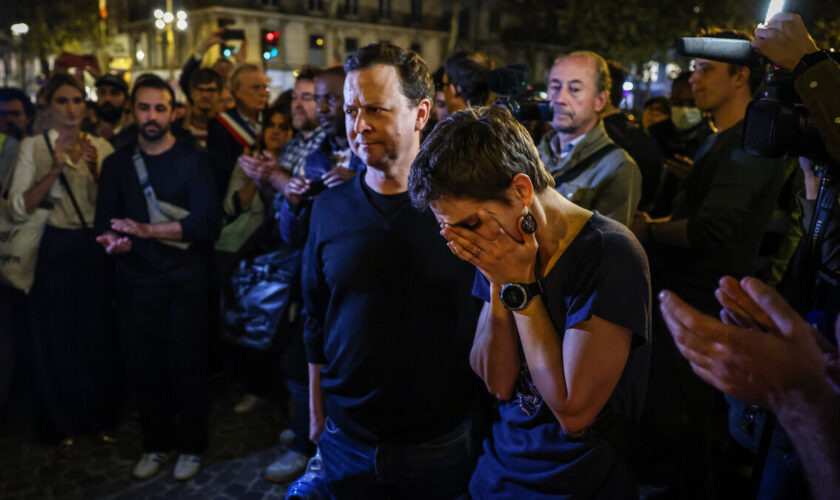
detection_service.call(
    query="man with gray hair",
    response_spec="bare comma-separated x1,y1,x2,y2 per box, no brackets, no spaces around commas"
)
538,51,642,226
207,63,268,196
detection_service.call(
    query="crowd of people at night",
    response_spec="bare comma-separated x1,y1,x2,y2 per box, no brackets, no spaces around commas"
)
1,10,839,500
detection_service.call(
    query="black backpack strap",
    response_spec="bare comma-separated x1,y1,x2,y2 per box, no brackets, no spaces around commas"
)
553,143,620,186
43,131,88,229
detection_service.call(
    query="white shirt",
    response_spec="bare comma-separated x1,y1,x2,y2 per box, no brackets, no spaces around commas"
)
8,130,114,229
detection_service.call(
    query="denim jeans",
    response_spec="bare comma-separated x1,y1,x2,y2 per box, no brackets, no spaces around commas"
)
318,416,474,499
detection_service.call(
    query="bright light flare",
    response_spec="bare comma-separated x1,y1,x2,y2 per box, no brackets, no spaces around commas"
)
155,19,166,30
154,9,164,19
177,10,187,20
176,20,188,30
763,0,785,25
163,11,174,23
10,23,29,36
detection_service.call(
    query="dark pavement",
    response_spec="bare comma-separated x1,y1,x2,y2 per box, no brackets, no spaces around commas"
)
0,379,297,499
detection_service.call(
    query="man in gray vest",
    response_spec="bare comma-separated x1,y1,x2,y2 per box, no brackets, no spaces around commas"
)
537,51,641,226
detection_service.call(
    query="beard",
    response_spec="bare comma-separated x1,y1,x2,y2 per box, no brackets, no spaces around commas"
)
139,120,170,141
97,103,123,124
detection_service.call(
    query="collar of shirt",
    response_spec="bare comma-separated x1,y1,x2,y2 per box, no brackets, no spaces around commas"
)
551,132,585,160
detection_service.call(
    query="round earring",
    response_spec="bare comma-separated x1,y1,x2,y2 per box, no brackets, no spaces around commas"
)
521,212,537,234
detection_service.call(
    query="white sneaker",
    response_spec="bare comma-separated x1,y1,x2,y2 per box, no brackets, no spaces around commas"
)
233,393,262,414
265,449,308,483
173,454,202,481
278,428,295,445
133,452,168,480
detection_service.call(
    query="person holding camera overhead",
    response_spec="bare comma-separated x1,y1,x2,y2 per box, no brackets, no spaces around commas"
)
630,28,793,497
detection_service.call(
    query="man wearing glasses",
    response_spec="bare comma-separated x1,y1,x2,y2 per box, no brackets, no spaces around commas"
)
236,68,327,199
185,69,224,148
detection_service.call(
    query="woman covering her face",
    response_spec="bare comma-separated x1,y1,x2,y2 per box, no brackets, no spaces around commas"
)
409,106,651,499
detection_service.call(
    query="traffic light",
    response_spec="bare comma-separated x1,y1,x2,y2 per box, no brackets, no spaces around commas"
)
262,30,280,61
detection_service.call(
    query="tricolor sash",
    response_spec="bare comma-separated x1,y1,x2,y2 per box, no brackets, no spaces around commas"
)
216,109,258,148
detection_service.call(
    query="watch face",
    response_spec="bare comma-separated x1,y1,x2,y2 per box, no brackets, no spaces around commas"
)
501,284,527,310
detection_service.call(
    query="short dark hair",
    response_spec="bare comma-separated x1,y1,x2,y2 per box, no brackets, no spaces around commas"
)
432,67,445,92
701,29,765,95
318,66,346,81
345,42,433,105
131,74,175,106
644,96,672,117
262,106,291,131
42,73,86,104
0,86,35,124
444,53,490,106
409,106,554,209
190,68,223,92
296,66,322,83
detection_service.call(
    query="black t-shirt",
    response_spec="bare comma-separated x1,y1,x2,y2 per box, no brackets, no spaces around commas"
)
470,213,651,498
95,140,221,285
302,175,481,444
360,177,411,217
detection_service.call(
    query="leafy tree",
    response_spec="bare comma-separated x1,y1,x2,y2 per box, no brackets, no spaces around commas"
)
0,0,98,75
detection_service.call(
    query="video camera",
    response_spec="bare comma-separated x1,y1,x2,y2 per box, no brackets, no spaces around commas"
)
676,36,839,165
494,97,553,123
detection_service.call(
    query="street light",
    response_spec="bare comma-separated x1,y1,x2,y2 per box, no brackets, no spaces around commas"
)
153,3,187,79
10,23,29,37
10,23,29,88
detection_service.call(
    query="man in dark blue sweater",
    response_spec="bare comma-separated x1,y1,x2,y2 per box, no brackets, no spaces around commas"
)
95,75,221,482
302,43,480,498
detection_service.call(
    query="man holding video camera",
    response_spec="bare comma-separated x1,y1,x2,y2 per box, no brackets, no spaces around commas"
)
659,13,840,500
631,29,793,496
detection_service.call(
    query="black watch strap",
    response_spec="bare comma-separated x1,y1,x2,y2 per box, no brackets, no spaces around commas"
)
792,50,829,81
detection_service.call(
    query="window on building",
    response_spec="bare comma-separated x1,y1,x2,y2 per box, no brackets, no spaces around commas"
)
309,34,325,66
379,0,391,18
345,37,358,55
309,0,323,11
345,0,358,16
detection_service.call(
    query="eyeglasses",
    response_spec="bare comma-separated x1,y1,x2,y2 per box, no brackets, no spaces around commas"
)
292,93,315,102
193,86,220,94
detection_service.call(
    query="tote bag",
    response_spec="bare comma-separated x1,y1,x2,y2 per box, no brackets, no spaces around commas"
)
0,137,52,293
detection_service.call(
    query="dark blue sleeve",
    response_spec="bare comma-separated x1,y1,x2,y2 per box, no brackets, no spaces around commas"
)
565,228,651,345
180,150,222,243
94,155,121,235
276,194,312,248
472,270,491,303
302,198,329,364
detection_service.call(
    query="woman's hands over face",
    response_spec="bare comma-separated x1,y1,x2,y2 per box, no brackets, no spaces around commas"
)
440,209,538,285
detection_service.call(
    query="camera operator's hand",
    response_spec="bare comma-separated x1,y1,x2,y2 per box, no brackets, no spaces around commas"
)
198,29,227,55
752,13,819,71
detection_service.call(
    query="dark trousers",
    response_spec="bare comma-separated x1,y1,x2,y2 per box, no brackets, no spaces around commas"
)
118,281,208,453
28,226,115,441
318,417,474,499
